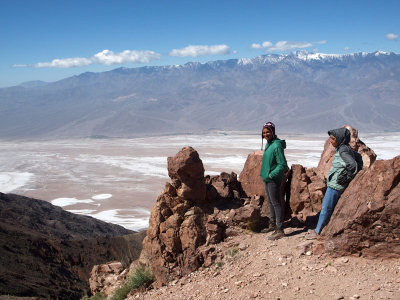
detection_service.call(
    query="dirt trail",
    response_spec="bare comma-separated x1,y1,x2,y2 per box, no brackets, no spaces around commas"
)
128,227,400,300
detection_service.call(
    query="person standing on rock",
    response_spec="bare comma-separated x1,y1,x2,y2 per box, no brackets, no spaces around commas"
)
307,127,363,239
260,121,288,240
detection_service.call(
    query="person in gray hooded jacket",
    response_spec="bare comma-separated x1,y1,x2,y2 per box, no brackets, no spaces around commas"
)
307,127,363,238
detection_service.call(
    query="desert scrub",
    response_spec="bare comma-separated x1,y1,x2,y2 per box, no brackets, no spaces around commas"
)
246,219,260,232
81,292,106,300
111,265,153,300
227,246,239,259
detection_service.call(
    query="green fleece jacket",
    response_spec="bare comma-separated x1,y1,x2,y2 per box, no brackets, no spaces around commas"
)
260,138,288,183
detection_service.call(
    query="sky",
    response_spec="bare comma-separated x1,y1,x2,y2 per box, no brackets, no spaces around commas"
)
0,0,399,88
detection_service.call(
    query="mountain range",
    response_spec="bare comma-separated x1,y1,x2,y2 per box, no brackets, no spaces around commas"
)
1,51,399,138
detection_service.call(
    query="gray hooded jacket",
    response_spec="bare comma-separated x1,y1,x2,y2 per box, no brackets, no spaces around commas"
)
327,128,363,191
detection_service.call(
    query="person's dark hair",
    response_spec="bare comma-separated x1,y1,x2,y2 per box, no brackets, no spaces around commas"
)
261,121,277,150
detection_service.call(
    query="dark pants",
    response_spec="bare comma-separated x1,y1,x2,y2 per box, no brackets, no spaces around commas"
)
264,180,283,230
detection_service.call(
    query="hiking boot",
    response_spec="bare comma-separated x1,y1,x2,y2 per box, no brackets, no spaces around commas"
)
268,229,285,240
261,224,276,233
305,230,318,240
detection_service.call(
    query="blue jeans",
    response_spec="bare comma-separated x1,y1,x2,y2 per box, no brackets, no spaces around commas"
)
315,187,342,234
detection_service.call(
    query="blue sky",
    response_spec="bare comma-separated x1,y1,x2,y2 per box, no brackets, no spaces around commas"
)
1,0,399,87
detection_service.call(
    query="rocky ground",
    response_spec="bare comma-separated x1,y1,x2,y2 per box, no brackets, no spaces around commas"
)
127,227,400,300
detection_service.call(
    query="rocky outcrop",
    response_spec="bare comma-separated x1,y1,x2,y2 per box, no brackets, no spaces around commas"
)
141,147,212,286
0,193,146,299
317,155,400,258
206,172,244,201
167,147,206,204
89,261,127,296
140,147,263,286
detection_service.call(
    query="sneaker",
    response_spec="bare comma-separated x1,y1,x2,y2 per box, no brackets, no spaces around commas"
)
305,230,318,240
268,229,285,240
261,225,276,233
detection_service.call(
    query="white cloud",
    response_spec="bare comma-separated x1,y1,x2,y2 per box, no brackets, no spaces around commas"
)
251,40,320,52
92,50,160,65
35,57,92,68
344,46,351,51
386,33,398,40
262,41,273,48
250,43,262,49
268,41,313,51
14,49,161,68
169,44,230,57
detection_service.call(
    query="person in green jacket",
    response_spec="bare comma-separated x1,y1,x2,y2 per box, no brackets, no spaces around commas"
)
306,127,363,239
260,121,288,240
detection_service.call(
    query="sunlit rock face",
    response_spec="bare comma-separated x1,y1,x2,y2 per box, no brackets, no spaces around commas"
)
318,155,400,258
239,150,265,199
167,146,206,205
140,147,263,286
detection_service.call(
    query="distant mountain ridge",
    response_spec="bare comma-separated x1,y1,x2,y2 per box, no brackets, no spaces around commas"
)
1,51,399,138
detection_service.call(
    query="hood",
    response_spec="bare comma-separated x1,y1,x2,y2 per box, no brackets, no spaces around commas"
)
270,138,286,149
328,128,350,149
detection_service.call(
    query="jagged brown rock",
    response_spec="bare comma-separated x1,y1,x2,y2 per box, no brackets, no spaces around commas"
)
167,146,206,204
140,147,263,287
288,165,326,220
140,147,209,286
206,172,243,200
89,261,127,295
239,150,265,198
318,155,400,258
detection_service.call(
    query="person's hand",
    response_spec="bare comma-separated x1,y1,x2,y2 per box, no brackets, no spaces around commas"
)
337,171,348,185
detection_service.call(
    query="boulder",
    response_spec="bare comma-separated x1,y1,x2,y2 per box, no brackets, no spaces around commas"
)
239,150,265,198
344,125,377,169
89,261,127,295
289,165,326,221
319,155,400,258
167,146,206,204
205,172,243,200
